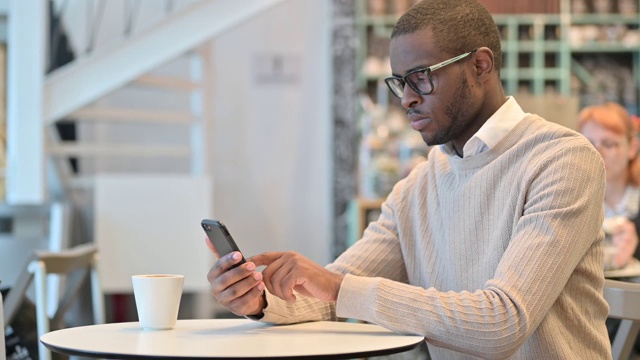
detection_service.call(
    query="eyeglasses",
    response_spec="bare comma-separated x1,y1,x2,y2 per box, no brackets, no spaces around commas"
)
384,49,477,98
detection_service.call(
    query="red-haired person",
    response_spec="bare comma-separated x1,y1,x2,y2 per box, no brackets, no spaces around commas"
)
579,102,640,352
578,102,640,270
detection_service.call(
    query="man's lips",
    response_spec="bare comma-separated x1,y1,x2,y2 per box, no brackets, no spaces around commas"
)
410,117,430,131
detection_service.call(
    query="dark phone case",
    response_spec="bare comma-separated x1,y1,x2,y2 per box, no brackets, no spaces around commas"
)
201,219,247,268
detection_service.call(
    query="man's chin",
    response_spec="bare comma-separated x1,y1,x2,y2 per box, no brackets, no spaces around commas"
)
422,133,446,147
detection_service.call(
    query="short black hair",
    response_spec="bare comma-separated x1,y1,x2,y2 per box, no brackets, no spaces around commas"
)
391,0,502,72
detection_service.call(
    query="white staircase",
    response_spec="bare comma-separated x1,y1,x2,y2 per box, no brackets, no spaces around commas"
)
8,0,286,204
3,0,285,283
44,0,286,124
47,45,214,203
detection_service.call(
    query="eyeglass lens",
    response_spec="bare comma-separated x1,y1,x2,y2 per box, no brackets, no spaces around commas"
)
386,70,433,98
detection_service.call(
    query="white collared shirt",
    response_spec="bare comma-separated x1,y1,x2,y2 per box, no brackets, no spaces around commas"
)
441,96,528,158
605,185,640,219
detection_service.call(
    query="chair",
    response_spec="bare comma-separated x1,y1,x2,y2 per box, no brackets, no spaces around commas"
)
2,243,105,360
603,279,640,360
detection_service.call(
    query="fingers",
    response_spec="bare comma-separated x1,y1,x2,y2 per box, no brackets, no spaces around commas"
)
251,251,298,302
217,270,265,315
261,255,297,302
249,252,286,267
227,283,266,316
207,254,265,316
218,269,264,299
248,251,343,303
207,252,245,280
250,251,301,301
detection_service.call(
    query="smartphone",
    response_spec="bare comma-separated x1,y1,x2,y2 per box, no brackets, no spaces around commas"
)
201,219,247,268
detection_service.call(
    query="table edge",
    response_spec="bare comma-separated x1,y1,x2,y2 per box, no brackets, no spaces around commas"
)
42,338,423,360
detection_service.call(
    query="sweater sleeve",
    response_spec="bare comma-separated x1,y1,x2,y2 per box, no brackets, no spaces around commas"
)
260,178,411,324
335,140,606,358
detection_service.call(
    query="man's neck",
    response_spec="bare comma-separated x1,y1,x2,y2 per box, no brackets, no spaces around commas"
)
452,144,463,158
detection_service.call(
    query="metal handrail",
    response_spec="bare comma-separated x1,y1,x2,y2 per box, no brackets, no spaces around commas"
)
48,0,186,67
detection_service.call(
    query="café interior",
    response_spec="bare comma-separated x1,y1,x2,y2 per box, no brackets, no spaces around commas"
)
1,0,640,359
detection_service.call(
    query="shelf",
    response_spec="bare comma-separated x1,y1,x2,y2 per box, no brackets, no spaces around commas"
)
570,14,640,25
570,44,640,52
501,68,565,80
494,13,640,26
493,14,563,25
503,40,564,52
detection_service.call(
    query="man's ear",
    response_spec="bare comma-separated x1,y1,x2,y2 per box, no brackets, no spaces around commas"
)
472,47,495,80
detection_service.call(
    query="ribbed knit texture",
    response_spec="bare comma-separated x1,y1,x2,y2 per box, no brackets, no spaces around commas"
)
261,115,611,359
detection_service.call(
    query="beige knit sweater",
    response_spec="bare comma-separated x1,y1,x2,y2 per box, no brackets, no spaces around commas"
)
261,115,611,359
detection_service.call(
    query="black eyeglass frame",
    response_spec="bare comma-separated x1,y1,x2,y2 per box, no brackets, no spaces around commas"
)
384,49,478,98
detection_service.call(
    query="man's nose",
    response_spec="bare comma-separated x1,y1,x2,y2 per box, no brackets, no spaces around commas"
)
400,86,421,109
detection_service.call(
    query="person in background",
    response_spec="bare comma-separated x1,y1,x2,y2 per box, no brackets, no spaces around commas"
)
578,102,640,270
578,102,640,354
207,0,611,358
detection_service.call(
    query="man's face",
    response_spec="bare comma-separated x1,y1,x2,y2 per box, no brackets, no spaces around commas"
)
389,28,479,148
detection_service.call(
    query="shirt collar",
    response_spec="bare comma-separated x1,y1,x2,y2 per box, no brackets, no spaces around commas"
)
441,96,528,158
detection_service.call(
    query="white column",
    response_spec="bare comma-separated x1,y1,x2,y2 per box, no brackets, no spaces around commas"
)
6,0,47,204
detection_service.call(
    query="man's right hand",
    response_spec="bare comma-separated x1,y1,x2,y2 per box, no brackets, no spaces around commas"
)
207,250,266,317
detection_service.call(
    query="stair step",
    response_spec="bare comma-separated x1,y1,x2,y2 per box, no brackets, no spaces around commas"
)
132,74,201,91
69,108,197,124
48,143,191,157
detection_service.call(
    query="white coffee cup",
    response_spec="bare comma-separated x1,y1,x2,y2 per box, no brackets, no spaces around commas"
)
132,274,184,330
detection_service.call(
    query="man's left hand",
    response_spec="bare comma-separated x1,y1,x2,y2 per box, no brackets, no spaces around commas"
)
250,251,344,303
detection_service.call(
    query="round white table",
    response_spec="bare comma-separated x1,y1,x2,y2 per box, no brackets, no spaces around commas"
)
41,319,424,359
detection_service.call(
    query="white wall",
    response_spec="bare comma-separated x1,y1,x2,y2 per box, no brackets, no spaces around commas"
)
76,0,333,265
210,0,332,265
